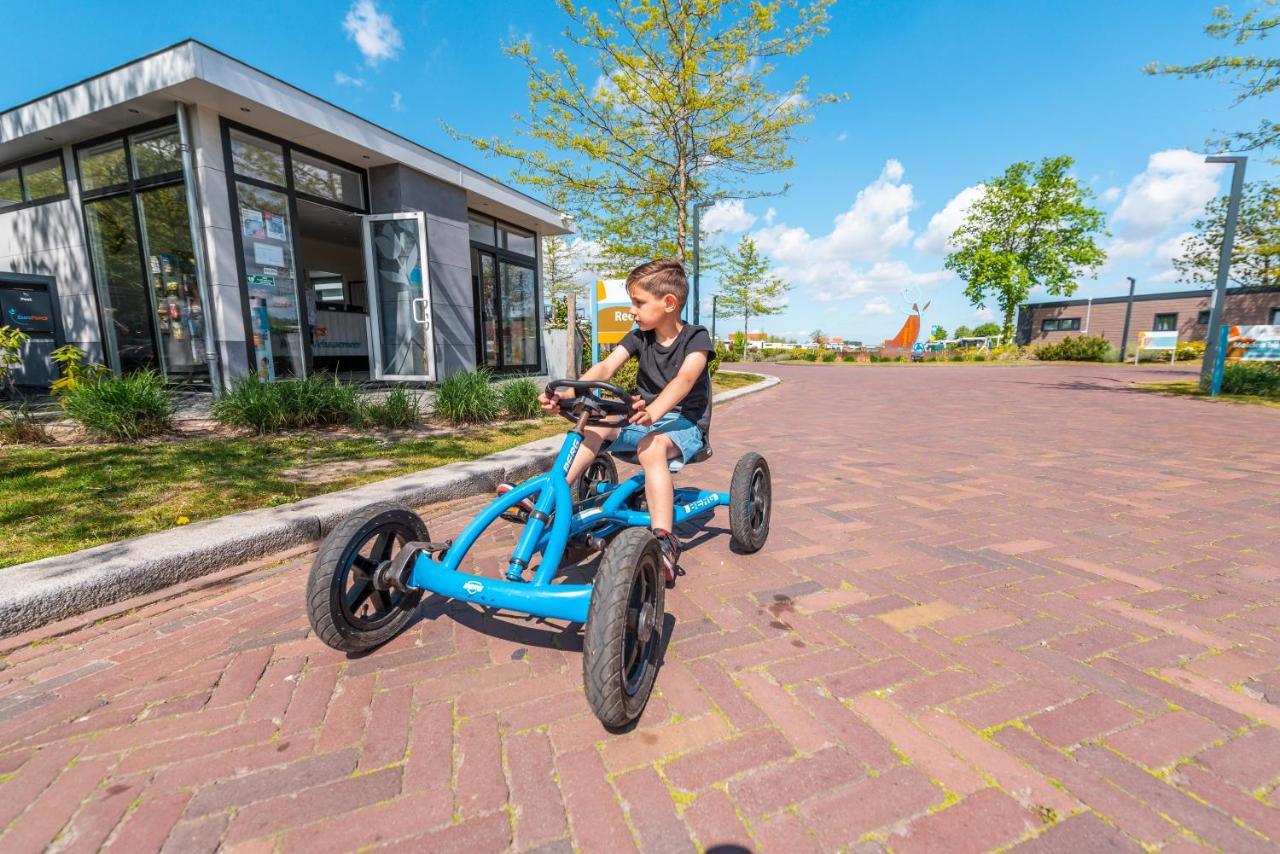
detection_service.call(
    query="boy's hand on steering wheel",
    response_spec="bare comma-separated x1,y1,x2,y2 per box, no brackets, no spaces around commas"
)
539,391,562,415
628,395,655,426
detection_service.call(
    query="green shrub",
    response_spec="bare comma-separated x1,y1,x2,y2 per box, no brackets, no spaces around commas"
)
499,377,542,419
821,351,837,362
1221,361,1280,397
948,353,965,362
50,345,110,398
0,403,51,445
213,374,362,433
973,354,987,362
434,368,500,423
364,387,421,429
0,325,29,397
1035,335,1111,362
893,355,904,362
708,346,725,378
62,370,173,440
842,352,857,362
612,358,639,393
1175,341,1206,361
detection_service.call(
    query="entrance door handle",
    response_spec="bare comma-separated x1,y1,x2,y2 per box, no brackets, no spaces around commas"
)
412,297,429,325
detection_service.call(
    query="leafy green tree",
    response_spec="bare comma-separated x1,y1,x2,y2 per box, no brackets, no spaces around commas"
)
810,329,826,345
952,325,972,338
541,235,588,328
453,0,841,265
945,156,1107,340
1174,181,1280,287
716,236,790,352
1146,5,1280,157
929,325,948,341
971,321,1002,338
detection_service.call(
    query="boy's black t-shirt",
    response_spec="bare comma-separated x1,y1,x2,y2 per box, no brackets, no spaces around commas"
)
619,323,715,436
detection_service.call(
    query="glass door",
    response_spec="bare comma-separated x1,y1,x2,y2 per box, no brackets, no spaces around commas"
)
363,212,434,381
472,247,540,373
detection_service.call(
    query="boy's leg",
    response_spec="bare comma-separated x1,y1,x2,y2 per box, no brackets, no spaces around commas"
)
565,423,619,484
635,433,681,532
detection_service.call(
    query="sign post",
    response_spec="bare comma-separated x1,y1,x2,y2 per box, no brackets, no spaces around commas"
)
1201,155,1248,390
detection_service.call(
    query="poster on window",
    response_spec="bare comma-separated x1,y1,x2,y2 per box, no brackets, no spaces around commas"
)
264,212,286,241
241,208,265,240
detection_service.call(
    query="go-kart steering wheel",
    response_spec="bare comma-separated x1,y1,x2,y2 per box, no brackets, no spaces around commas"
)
545,380,634,428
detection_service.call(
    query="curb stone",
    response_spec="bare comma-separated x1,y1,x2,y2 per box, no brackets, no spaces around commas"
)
0,372,779,637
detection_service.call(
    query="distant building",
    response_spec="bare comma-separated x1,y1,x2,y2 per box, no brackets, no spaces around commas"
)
1016,286,1280,349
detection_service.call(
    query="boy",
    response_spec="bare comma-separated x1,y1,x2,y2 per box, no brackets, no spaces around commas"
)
504,259,714,583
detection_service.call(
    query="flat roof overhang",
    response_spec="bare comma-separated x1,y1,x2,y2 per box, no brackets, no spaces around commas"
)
0,40,572,237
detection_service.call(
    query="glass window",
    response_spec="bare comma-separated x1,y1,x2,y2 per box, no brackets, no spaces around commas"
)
500,224,536,257
1154,313,1178,331
500,260,538,368
137,183,208,379
229,129,286,186
1271,307,1280,324
469,213,496,246
0,168,20,209
1041,317,1080,332
292,151,363,208
130,127,182,180
21,156,66,201
236,181,304,379
85,195,156,374
1197,310,1210,325
78,139,129,192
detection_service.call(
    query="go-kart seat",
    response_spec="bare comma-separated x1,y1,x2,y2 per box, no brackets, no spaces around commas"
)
609,443,713,472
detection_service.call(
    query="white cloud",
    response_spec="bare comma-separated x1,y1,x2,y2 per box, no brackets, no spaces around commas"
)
1111,149,1223,240
837,131,848,143
764,207,777,225
702,200,757,234
973,307,995,321
343,0,403,66
333,71,366,87
390,91,404,111
1100,186,1122,203
592,73,618,100
861,296,894,315
777,92,807,113
913,184,984,255
1155,231,1193,267
747,160,947,300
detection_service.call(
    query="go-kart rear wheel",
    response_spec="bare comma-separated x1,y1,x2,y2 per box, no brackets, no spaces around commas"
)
729,453,772,553
576,452,619,503
306,502,427,653
582,527,665,728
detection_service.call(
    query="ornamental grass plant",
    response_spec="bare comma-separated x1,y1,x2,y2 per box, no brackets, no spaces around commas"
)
61,370,173,440
433,368,501,424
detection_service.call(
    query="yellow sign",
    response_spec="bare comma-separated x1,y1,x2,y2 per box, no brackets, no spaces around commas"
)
594,279,633,346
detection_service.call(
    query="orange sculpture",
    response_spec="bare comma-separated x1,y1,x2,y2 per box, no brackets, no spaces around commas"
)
881,299,930,353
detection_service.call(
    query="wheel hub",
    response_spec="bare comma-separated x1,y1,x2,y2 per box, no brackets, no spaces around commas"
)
636,601,656,643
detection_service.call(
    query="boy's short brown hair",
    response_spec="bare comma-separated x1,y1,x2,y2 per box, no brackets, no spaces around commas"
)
626,259,688,308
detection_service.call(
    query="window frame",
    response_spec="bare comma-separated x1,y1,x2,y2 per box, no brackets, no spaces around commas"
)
1197,309,1210,325
469,208,544,375
219,119,371,378
1041,317,1081,332
0,148,70,212
1153,312,1178,332
1270,307,1279,325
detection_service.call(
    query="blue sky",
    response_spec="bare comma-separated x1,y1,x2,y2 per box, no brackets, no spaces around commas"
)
4,0,1274,342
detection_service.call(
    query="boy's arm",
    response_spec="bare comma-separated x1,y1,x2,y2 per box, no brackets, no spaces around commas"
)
541,344,633,412
631,351,708,425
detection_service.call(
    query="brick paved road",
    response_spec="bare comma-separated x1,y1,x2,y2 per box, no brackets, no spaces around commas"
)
2,363,1279,852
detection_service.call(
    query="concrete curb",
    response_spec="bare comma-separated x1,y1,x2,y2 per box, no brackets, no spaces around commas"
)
0,372,779,637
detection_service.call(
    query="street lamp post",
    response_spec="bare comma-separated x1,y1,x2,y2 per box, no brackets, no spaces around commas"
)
691,201,714,325
711,295,719,343
1201,155,1247,390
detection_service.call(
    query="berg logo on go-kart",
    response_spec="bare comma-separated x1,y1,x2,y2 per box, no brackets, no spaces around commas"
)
681,495,719,515
462,579,484,596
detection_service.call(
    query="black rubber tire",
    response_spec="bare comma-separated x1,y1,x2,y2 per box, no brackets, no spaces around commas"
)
306,502,427,653
729,453,772,553
576,452,619,503
582,527,665,729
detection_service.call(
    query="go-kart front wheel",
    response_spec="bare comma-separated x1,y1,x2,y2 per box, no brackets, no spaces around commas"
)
306,502,427,653
582,527,665,728
729,453,772,553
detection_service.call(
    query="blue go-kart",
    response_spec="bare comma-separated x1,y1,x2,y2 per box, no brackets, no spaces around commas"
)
306,379,772,728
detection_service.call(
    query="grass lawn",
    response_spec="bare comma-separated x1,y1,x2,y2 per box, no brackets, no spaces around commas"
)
1,370,768,568
711,370,764,390
1135,380,1280,410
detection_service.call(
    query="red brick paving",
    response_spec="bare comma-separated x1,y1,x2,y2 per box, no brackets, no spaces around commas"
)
1,362,1279,851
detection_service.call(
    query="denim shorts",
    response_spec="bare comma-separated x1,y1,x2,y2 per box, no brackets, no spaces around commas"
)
605,412,705,472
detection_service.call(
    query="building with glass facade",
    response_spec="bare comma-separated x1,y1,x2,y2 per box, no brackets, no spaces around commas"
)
0,40,570,389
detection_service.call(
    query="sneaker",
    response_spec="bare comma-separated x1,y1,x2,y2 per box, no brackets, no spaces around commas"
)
497,482,536,515
653,528,681,585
